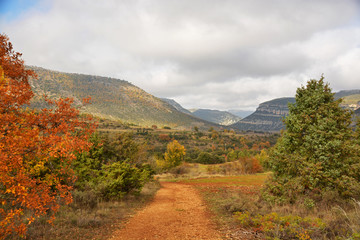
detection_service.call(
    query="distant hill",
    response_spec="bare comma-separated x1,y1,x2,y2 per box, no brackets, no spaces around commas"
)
191,109,241,126
161,98,241,126
160,98,192,115
334,90,360,111
28,66,214,129
231,91,360,132
335,90,360,99
228,109,254,118
230,97,296,132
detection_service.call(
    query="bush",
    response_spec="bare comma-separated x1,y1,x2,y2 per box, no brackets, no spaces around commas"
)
98,161,150,200
73,133,154,202
158,134,171,142
196,152,224,164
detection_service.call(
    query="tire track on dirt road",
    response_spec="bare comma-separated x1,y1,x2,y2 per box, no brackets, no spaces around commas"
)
110,182,222,240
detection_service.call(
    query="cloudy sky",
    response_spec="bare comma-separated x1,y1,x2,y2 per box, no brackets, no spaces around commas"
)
1,0,360,111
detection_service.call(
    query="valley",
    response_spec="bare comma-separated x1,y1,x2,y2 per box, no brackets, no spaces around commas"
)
28,66,360,133
2,1,360,238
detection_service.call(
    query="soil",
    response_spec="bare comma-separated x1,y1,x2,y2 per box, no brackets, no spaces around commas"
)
109,182,223,240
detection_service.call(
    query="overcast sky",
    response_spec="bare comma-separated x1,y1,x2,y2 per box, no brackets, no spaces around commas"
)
1,0,360,111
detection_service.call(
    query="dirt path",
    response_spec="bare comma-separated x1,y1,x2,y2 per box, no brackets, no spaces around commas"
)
109,182,222,240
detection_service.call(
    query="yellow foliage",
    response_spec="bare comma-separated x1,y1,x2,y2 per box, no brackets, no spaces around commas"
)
162,140,186,169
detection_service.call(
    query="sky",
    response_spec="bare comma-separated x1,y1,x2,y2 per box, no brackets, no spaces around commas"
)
1,0,360,111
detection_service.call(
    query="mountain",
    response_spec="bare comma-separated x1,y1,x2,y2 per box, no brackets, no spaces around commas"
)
230,97,296,132
28,66,214,129
228,109,254,118
335,90,360,99
231,91,360,132
191,109,241,126
161,98,241,126
160,98,192,115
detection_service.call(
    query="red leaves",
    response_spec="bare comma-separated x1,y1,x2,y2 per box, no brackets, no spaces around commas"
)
0,34,95,238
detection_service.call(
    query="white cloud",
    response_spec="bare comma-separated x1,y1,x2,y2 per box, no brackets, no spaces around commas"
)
1,0,360,111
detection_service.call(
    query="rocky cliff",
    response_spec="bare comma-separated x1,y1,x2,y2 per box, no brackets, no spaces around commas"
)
230,97,296,132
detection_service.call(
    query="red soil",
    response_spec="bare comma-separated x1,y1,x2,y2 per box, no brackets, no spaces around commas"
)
110,182,222,240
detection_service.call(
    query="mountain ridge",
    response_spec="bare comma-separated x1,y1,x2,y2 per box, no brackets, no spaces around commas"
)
231,91,360,132
28,66,215,129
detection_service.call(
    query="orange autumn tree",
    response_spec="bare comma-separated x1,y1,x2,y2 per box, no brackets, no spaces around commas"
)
0,34,95,238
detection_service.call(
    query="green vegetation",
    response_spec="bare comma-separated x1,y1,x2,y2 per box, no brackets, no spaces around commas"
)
73,133,154,201
263,77,360,204
180,78,360,240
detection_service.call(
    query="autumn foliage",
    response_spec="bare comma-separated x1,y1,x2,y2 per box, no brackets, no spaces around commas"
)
156,140,186,170
0,34,95,238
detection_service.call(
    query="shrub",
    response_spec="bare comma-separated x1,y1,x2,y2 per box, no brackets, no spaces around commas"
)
196,152,224,164
251,157,263,173
98,161,150,200
158,134,171,142
73,133,154,201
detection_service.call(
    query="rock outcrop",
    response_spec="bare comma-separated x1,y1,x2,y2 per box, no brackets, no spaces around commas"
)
230,97,295,132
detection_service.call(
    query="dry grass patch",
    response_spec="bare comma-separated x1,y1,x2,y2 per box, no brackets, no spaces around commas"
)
26,181,160,240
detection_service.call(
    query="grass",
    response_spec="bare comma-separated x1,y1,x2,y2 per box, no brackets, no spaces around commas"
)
26,180,161,240
156,161,267,182
182,173,269,185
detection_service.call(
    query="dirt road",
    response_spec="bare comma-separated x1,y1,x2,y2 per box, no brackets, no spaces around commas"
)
110,182,222,240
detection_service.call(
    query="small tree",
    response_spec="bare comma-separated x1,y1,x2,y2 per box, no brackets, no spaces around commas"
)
263,77,360,204
157,140,186,170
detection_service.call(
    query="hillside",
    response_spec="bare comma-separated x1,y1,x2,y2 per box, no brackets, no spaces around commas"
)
334,89,360,99
160,98,192,115
28,66,213,129
191,109,241,126
231,97,296,132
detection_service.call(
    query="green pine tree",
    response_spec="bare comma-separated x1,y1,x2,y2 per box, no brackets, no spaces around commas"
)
263,76,360,204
